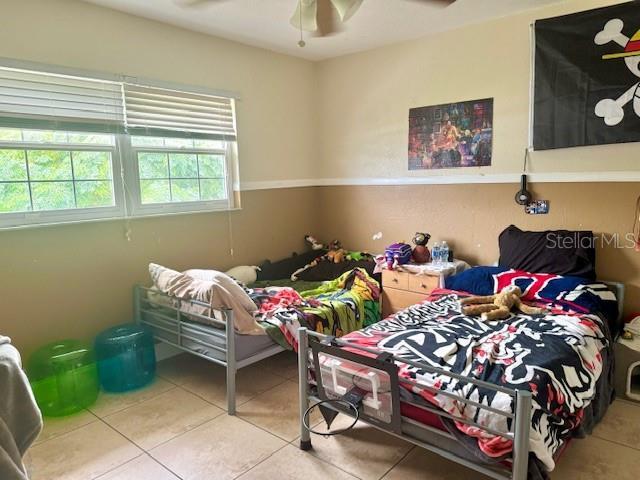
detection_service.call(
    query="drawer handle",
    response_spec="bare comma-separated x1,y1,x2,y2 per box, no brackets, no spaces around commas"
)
420,283,426,289
392,278,398,283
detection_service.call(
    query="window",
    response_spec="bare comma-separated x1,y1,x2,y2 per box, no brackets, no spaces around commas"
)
0,128,122,226
132,136,227,205
0,62,238,228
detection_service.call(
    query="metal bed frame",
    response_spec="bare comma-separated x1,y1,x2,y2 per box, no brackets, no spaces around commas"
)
296,281,625,480
133,285,285,415
297,327,531,479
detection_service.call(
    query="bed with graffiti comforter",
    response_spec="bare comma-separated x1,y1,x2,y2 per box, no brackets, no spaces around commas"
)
249,268,381,348
341,267,617,476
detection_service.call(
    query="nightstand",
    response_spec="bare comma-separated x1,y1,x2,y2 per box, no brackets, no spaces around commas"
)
381,270,441,318
614,336,640,403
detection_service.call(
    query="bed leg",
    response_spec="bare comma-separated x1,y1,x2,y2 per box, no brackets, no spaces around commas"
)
512,389,532,480
226,310,237,416
298,327,312,450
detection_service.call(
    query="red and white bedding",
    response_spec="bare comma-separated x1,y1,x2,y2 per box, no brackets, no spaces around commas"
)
340,272,616,472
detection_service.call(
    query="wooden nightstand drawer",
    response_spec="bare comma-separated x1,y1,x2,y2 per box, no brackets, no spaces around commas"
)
382,289,428,317
382,270,409,290
408,275,440,295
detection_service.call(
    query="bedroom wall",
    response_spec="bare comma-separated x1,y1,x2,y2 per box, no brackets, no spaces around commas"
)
314,0,640,315
0,0,319,356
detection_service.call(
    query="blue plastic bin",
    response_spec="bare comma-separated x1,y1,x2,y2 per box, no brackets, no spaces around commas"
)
95,323,156,392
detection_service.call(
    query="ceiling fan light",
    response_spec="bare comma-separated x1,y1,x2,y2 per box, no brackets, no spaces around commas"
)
329,0,363,22
290,0,318,32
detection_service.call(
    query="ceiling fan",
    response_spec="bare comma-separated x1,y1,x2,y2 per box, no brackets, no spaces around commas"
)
175,0,456,47
290,0,456,41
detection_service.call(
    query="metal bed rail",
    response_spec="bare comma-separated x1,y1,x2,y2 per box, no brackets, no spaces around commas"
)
133,284,284,415
297,327,532,480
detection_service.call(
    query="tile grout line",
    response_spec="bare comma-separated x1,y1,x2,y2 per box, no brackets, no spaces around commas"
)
143,410,226,451
178,374,291,413
231,441,291,480
286,436,366,480
590,433,640,452
89,383,178,419
376,445,415,480
89,452,146,480
31,410,102,448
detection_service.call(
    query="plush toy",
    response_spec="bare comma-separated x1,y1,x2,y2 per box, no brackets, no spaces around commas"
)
305,234,325,251
460,285,546,321
225,265,261,285
326,240,347,263
384,242,413,270
412,232,431,264
346,251,372,261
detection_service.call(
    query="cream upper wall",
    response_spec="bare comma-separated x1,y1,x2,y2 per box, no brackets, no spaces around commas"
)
0,0,318,184
315,0,638,180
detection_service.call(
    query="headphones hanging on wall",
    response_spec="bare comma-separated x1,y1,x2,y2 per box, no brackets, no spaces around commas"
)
515,174,532,205
515,149,532,206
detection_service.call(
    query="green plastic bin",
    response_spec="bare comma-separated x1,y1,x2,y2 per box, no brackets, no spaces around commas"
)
28,340,99,417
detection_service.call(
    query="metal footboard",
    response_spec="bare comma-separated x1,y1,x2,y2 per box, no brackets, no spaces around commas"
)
133,285,285,415
297,327,532,480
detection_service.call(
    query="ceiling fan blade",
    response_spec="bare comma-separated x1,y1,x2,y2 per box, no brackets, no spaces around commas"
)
175,0,226,7
405,0,456,5
315,0,339,36
329,0,363,22
290,0,318,32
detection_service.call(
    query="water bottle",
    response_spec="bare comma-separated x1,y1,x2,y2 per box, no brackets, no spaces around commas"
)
431,242,441,264
440,241,450,264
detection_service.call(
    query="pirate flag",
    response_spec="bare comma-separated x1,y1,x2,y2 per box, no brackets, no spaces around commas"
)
533,1,640,150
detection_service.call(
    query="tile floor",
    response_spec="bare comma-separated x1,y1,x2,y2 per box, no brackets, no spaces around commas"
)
25,352,640,480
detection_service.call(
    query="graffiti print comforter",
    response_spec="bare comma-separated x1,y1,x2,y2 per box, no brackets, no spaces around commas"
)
341,271,617,473
249,268,381,349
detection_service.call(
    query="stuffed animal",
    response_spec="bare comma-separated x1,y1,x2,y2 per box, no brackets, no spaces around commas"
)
346,251,372,261
384,242,413,269
225,265,261,285
305,234,325,251
412,232,431,264
460,285,546,321
326,240,346,263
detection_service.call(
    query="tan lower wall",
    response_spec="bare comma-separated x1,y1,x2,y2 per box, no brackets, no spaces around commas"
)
0,187,318,358
4,182,638,357
317,183,640,315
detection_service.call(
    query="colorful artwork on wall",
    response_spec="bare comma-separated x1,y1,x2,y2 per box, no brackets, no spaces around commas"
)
408,98,493,170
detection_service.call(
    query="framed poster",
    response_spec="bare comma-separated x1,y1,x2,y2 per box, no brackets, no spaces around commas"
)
408,98,493,170
533,1,640,150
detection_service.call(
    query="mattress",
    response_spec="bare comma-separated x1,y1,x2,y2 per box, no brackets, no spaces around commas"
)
141,308,279,363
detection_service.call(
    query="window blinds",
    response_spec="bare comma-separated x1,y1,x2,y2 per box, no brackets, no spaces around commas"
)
123,84,236,140
0,66,124,133
0,63,237,140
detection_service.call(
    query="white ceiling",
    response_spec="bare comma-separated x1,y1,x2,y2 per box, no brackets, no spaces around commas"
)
82,0,565,60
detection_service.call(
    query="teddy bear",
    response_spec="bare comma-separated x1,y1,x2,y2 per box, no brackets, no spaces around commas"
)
459,285,546,321
412,232,431,264
325,241,345,263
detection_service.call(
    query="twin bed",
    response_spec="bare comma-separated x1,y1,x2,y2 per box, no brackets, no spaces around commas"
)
135,226,623,479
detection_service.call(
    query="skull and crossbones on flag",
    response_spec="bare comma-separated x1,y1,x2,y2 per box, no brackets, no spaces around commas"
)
533,1,640,150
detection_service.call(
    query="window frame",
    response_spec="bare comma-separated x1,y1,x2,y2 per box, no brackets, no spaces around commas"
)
0,135,126,228
0,131,237,229
121,134,235,217
0,58,240,229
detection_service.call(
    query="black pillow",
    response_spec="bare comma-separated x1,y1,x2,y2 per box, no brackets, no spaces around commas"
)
296,259,378,282
257,250,326,280
498,225,596,280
